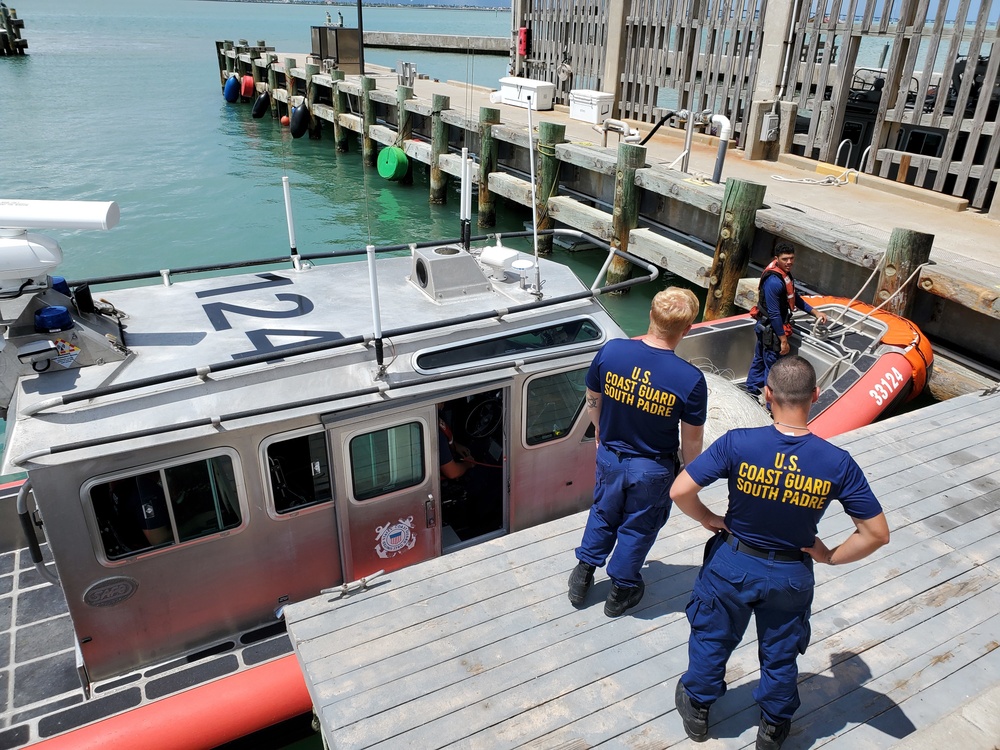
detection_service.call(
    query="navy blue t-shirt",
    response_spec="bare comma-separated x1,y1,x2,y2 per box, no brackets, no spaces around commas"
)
685,426,882,550
585,338,707,457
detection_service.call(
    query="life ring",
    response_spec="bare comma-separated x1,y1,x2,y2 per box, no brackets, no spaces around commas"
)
223,75,240,103
289,103,310,138
251,91,271,119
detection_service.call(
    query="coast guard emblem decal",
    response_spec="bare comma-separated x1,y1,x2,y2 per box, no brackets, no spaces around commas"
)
375,516,416,558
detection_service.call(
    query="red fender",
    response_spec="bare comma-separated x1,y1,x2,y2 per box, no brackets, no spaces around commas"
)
30,655,311,750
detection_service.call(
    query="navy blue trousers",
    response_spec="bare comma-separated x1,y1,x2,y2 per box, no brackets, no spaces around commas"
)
575,443,675,588
745,322,780,394
681,534,815,723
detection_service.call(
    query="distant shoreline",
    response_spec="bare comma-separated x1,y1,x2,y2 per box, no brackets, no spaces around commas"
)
201,0,511,10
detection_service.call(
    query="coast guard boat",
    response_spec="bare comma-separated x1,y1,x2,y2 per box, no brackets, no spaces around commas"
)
0,197,661,749
0,194,930,748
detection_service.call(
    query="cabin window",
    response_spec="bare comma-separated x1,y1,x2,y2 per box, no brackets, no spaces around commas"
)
267,432,333,513
415,318,602,371
349,422,425,501
90,455,241,561
524,368,588,446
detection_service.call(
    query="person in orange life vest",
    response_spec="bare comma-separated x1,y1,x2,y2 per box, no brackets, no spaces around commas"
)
744,243,828,396
438,410,473,480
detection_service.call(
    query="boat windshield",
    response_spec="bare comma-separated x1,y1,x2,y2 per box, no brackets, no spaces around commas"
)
416,318,602,372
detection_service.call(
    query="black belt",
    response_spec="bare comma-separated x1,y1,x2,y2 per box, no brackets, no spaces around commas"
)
720,531,806,563
604,445,664,461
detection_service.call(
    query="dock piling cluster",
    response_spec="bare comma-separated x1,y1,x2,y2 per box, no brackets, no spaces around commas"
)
0,4,26,56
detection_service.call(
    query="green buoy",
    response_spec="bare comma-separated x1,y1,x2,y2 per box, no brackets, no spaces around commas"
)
377,146,408,181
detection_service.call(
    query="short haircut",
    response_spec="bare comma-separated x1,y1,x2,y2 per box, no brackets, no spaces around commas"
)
767,355,817,407
773,241,796,257
649,287,700,340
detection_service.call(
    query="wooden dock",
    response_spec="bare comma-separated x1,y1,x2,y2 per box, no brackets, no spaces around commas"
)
284,385,1000,749
215,41,1000,385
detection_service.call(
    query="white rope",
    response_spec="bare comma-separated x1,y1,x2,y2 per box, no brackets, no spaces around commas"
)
698,369,772,448
771,169,858,186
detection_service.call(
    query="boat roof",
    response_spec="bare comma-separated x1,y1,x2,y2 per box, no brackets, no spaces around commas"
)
2,250,614,471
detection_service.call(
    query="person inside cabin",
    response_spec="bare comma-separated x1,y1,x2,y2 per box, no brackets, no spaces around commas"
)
568,287,707,617
438,409,473,481
109,472,172,549
670,355,889,749
744,242,828,398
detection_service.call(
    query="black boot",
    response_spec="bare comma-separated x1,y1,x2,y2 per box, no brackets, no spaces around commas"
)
567,561,595,605
674,679,709,742
756,716,791,750
604,581,644,617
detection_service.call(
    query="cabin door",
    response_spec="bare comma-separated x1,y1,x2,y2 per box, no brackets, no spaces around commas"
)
327,404,441,582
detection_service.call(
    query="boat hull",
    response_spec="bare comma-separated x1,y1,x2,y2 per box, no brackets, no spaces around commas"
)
678,295,933,438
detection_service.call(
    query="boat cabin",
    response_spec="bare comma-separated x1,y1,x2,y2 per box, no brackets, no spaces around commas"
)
0,201,651,689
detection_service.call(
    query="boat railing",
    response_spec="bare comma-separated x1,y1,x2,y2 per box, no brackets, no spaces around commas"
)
15,233,660,451
13,340,605,468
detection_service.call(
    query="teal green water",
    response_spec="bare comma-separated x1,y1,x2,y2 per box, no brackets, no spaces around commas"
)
1,0,670,315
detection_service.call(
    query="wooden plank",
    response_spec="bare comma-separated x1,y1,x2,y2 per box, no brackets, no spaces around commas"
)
554,142,618,176
634,167,725,214
546,195,614,238
628,227,713,287
367,88,395,106
488,171,534,205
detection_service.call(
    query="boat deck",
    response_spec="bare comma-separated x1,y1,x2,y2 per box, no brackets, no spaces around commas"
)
284,385,1000,749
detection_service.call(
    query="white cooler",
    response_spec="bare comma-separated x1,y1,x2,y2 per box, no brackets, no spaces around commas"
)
498,77,555,111
569,89,614,123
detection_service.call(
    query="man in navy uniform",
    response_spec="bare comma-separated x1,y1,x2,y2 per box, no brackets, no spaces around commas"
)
745,243,828,396
670,355,889,748
567,287,707,617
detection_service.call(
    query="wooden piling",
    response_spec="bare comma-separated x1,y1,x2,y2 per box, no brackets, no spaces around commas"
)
478,107,501,228
283,56,297,100
251,50,263,94
703,179,767,320
362,76,377,167
330,70,348,152
397,85,414,185
874,228,934,318
266,54,279,118
606,143,647,288
306,63,321,139
430,93,451,204
216,41,227,86
224,41,234,77
535,122,566,255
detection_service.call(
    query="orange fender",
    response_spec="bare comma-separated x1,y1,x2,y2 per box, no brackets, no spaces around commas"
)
30,655,311,750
